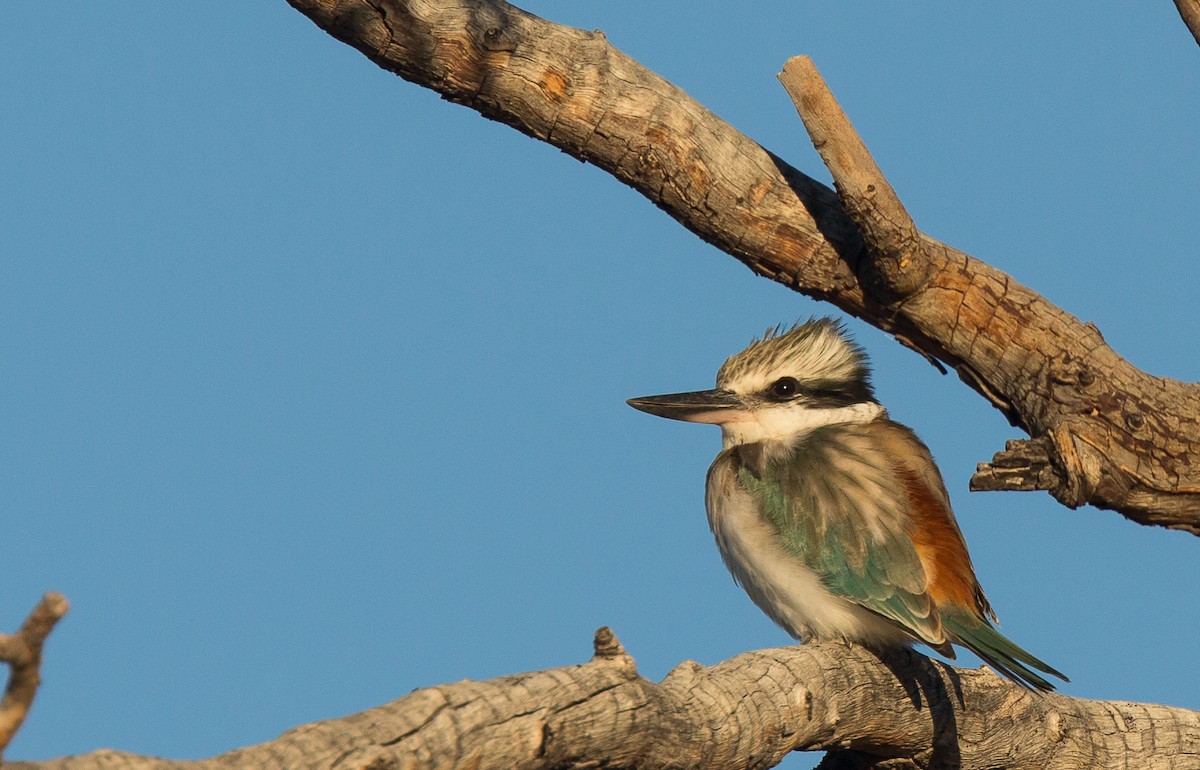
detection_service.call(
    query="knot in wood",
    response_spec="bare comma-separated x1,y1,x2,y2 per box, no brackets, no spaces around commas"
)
481,26,516,53
592,626,625,658
857,237,932,303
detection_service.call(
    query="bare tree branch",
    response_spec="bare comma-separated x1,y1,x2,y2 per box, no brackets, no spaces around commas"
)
283,0,1200,535
0,593,69,759
1174,0,1200,46
9,632,1198,770
778,56,931,304
4,5,1193,764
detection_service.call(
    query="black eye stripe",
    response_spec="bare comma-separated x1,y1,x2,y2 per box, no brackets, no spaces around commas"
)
763,379,871,407
805,389,859,408
809,382,874,407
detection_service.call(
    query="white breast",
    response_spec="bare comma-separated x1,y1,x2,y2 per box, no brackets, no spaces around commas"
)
705,454,910,646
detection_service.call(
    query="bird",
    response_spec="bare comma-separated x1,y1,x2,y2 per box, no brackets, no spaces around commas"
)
626,317,1067,691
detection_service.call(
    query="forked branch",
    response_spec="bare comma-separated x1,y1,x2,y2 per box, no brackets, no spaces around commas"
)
0,593,69,759
4,4,1198,768
284,0,1200,534
778,56,931,304
280,0,1200,532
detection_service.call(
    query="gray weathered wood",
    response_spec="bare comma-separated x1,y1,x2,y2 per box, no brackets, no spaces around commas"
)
10,633,1198,770
10,3,1184,768
284,0,1200,535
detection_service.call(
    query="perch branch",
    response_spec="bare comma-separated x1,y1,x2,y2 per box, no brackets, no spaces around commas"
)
9,631,1198,770
280,0,1200,536
0,593,69,758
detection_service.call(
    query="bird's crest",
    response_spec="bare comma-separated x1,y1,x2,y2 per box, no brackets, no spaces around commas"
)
716,318,873,398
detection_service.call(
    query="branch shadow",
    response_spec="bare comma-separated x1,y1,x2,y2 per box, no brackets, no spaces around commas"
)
818,646,965,770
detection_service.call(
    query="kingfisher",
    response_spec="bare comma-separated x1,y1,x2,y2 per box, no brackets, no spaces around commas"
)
627,318,1066,691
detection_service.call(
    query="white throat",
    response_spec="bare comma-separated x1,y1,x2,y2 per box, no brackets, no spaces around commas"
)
720,401,885,449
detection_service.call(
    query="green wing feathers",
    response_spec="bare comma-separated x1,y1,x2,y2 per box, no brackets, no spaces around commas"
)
735,432,949,649
942,609,1069,692
734,423,1068,691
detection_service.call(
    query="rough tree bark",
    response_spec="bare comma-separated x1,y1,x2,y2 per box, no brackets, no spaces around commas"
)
0,595,68,761
282,0,1200,537
8,630,1199,770
1174,0,1200,46
7,2,1197,769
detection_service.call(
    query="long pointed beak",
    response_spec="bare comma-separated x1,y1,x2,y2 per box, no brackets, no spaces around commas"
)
626,389,749,425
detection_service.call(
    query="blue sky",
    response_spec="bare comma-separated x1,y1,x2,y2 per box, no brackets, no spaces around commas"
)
2,3,1197,768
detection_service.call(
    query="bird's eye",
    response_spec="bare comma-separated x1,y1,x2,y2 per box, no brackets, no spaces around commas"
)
769,377,801,400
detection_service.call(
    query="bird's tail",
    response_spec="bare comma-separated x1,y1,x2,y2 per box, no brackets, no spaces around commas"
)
942,610,1068,693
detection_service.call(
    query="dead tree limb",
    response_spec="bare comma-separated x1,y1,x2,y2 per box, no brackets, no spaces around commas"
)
1173,0,1200,46
9,631,1198,770
283,0,1200,535
4,5,1194,767
0,593,69,759
779,55,932,306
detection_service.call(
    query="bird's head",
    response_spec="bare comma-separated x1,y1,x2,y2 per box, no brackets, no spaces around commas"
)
627,318,882,447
